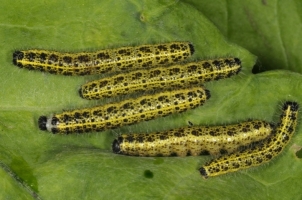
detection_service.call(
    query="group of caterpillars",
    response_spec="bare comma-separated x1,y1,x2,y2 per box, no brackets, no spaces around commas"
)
13,42,299,178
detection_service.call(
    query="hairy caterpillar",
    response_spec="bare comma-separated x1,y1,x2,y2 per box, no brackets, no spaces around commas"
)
79,57,241,100
112,120,273,157
12,42,194,76
38,87,210,134
199,101,299,178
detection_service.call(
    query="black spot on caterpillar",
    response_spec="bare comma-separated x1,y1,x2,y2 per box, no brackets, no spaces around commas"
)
199,101,299,178
12,42,194,76
38,87,210,134
112,120,273,157
79,58,241,99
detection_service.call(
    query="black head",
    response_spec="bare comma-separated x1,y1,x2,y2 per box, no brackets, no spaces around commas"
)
12,51,24,66
283,101,299,111
199,167,208,179
38,116,48,131
112,139,121,154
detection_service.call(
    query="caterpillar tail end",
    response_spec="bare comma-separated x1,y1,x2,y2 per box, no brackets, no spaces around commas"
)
188,43,195,55
38,116,48,131
112,139,122,154
199,167,209,179
234,57,241,65
234,58,242,74
205,89,211,100
78,88,84,98
12,51,24,67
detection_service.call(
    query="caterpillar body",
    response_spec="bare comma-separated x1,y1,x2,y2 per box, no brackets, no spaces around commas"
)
112,120,273,157
38,87,210,134
79,58,241,100
199,101,299,178
13,42,194,76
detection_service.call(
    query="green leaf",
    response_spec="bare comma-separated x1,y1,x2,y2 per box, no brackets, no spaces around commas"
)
0,0,301,199
185,0,302,73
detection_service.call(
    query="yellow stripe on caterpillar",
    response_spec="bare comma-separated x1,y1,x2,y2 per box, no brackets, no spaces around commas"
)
38,87,210,134
112,120,273,157
13,42,194,76
199,101,299,178
80,58,241,100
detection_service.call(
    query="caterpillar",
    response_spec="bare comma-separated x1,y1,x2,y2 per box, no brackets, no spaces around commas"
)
12,42,194,76
79,57,241,100
112,120,273,157
38,87,210,134
199,101,299,178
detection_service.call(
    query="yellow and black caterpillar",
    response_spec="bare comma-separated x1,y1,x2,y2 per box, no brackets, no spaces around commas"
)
199,101,299,178
12,42,194,76
112,120,273,157
38,87,210,134
80,57,241,99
